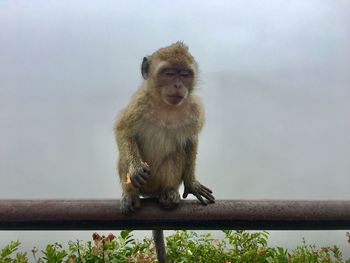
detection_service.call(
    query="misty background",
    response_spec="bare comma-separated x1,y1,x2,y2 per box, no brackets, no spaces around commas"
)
1,0,350,259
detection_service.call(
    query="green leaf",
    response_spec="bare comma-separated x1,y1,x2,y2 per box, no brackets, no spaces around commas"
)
120,230,132,240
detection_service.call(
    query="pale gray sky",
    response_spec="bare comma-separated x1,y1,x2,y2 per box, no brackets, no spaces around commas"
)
1,0,350,259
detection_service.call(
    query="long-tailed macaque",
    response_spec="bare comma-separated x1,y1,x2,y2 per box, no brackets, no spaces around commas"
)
114,42,215,263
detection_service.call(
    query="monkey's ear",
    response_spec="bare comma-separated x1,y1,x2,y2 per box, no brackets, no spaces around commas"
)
141,56,150,79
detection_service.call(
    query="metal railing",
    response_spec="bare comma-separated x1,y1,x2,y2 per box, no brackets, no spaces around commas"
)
1,199,350,230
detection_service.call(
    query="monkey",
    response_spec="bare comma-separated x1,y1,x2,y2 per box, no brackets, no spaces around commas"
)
114,42,215,263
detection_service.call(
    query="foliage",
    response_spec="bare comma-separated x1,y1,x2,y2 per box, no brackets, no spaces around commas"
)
0,240,27,263
1,231,349,263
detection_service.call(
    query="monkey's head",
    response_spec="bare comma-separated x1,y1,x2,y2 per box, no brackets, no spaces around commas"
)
141,42,198,106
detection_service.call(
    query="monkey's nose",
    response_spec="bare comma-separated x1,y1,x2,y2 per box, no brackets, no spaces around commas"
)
174,84,182,89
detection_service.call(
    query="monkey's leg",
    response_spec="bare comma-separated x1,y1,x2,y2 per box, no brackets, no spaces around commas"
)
120,191,141,214
156,157,182,210
159,188,180,210
152,229,167,263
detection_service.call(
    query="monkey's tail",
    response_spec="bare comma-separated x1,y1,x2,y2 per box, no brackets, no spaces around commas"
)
152,229,167,263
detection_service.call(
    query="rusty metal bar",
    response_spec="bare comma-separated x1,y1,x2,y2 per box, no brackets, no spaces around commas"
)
0,199,350,230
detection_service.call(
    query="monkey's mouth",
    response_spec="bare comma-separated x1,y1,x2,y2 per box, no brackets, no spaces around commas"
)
168,95,184,99
165,95,184,105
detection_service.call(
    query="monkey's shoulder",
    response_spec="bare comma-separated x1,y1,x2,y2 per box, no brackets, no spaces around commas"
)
114,106,139,133
114,93,148,132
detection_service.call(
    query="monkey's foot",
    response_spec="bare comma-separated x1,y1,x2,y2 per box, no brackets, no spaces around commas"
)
183,180,215,205
120,193,141,214
159,189,180,210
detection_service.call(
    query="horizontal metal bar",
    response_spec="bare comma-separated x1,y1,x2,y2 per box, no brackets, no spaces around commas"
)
0,199,350,230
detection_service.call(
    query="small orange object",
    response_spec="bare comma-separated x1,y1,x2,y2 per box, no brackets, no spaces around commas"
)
125,173,132,185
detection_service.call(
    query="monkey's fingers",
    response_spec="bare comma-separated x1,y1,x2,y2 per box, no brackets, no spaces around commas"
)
194,192,207,206
198,187,215,203
200,184,213,194
134,172,150,187
199,185,215,199
136,174,147,185
130,176,141,188
132,175,147,188
140,171,150,180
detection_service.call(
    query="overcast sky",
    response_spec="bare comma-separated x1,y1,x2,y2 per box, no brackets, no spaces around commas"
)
1,0,350,259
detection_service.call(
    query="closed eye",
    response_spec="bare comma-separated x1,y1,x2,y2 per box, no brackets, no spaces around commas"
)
180,70,192,77
163,69,176,76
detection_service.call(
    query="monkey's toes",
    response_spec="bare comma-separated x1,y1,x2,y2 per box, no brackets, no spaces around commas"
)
159,189,180,210
120,194,140,214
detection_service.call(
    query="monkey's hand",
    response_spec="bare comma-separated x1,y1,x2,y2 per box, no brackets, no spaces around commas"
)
183,181,215,205
129,162,150,189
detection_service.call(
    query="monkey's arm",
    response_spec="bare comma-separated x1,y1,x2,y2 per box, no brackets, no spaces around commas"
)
182,136,215,205
115,118,150,189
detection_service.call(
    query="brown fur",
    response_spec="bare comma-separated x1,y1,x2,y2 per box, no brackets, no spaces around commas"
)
114,42,214,214
115,83,204,196
152,41,197,68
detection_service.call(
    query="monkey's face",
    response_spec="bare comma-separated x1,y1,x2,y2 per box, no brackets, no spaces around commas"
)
141,42,198,106
156,65,194,106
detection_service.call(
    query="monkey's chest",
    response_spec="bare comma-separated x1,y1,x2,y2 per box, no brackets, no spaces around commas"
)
136,123,189,162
